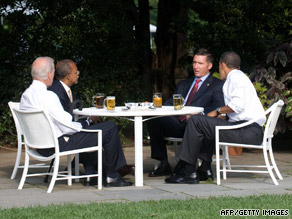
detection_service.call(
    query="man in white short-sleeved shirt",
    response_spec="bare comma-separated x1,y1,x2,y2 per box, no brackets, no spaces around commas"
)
166,51,266,184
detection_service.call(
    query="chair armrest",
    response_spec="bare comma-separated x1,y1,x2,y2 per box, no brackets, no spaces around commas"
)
80,128,102,133
50,114,102,133
216,118,258,131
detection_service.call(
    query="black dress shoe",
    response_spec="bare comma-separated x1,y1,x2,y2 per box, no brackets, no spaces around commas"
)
197,169,213,181
171,161,185,177
104,176,133,187
148,164,172,177
118,165,135,177
165,172,199,184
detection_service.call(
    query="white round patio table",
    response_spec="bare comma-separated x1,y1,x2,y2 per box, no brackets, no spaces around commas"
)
73,106,204,187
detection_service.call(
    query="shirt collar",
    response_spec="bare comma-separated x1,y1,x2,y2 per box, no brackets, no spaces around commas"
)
32,80,47,89
59,80,71,93
195,73,210,82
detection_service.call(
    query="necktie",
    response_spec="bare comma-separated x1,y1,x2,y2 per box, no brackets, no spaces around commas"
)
68,89,73,103
179,78,201,122
186,78,201,106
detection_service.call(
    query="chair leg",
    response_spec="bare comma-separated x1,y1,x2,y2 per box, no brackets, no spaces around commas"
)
268,147,283,180
224,146,231,170
47,157,59,193
222,146,228,180
216,143,221,185
175,141,182,162
263,148,279,185
97,146,102,190
11,140,23,179
43,159,55,183
74,154,80,182
18,152,29,190
67,155,72,186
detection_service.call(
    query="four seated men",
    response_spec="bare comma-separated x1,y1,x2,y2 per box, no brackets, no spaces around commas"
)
17,50,265,187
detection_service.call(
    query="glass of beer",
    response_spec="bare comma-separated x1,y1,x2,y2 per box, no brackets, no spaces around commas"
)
153,93,162,108
173,94,184,110
92,93,105,109
104,96,115,110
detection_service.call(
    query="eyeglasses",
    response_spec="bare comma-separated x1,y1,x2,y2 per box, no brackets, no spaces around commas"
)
71,70,80,75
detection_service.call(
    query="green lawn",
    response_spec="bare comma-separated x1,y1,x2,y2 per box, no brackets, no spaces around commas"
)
1,194,291,218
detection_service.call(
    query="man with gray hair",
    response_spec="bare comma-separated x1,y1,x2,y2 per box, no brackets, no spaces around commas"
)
165,51,266,184
20,57,133,187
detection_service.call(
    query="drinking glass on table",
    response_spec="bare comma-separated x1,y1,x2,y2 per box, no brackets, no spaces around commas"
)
92,93,105,109
104,96,115,110
173,94,184,110
153,93,162,108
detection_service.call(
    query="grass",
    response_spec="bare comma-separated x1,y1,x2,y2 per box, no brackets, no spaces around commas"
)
1,194,292,218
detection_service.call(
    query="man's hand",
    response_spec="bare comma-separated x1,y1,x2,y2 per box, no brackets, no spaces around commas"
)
89,116,102,124
207,110,217,117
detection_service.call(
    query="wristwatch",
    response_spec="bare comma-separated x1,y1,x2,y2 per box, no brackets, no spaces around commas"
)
216,107,221,115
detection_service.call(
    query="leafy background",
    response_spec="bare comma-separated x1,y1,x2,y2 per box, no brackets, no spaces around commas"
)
0,0,291,147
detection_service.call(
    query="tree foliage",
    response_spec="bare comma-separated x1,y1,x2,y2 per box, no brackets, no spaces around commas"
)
0,0,146,143
1,0,292,144
251,38,292,133
185,0,291,73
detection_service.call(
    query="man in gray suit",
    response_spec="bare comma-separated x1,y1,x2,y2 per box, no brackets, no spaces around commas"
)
147,48,225,179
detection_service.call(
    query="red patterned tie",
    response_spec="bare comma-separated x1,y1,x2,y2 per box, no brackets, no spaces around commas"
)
179,78,201,122
186,78,201,106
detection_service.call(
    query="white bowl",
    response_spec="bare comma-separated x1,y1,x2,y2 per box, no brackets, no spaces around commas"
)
140,102,154,108
125,102,139,109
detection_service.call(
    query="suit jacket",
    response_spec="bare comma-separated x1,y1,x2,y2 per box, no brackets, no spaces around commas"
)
48,79,75,113
164,74,225,114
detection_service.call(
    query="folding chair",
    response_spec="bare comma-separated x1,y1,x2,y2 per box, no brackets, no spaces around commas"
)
13,108,102,193
216,100,284,185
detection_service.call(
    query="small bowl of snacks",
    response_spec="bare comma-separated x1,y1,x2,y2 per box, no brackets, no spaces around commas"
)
125,102,139,109
140,102,154,109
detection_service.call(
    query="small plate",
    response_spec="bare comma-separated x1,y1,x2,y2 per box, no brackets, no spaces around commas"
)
123,102,155,111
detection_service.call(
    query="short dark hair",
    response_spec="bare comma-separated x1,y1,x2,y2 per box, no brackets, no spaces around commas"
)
55,59,74,80
194,48,214,64
219,51,241,69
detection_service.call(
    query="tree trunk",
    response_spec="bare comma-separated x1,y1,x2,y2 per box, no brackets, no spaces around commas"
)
154,0,189,100
136,0,153,98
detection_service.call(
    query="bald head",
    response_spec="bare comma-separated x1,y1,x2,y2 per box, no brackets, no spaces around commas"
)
31,57,55,80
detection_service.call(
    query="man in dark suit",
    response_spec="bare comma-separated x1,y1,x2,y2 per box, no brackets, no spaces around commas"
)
48,59,81,115
147,48,225,179
48,59,134,179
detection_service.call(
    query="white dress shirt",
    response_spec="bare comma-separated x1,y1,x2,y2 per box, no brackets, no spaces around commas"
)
59,80,71,99
20,80,82,137
223,69,266,126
